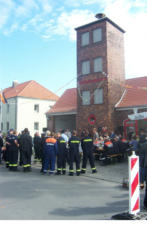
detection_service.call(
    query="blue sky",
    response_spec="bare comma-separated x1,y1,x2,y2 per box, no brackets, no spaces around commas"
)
0,0,147,96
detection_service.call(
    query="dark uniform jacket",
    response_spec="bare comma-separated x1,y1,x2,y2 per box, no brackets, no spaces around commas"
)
139,141,147,168
57,137,66,154
81,136,93,152
19,133,33,154
34,136,42,151
69,136,80,154
0,136,3,148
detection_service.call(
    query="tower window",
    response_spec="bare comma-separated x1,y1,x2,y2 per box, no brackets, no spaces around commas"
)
82,60,90,75
81,32,89,46
94,57,103,72
94,88,103,104
93,28,102,43
82,91,90,105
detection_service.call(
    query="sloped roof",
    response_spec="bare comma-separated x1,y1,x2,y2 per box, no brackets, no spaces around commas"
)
116,76,147,108
47,88,77,115
3,80,59,101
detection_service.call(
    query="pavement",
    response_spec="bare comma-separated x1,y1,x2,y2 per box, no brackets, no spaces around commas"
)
0,158,146,220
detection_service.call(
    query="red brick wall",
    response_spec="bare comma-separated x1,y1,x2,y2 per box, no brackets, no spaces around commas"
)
106,21,126,130
76,18,125,133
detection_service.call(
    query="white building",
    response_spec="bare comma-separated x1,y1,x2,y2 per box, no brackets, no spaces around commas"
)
0,80,58,136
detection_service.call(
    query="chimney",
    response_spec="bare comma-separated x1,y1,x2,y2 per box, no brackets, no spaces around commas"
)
12,80,19,88
95,13,106,19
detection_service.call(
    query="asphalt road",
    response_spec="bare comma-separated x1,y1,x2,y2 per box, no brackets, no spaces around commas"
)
0,160,146,220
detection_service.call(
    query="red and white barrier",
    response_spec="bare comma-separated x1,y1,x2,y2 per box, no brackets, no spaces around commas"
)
129,151,140,215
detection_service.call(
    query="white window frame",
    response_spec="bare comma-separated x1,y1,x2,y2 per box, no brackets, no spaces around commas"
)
82,91,90,105
94,88,103,104
93,28,102,43
81,32,89,46
82,60,90,75
94,57,103,73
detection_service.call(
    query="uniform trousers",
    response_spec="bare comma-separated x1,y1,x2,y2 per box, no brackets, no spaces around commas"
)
43,149,56,173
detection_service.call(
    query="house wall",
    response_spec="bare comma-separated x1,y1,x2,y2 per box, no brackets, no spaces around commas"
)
17,97,55,136
1,96,56,136
1,97,17,132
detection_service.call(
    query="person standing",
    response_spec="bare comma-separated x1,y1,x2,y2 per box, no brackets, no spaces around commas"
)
81,130,97,174
68,130,81,176
56,132,67,175
19,128,33,172
42,131,58,175
5,131,11,168
0,131,3,164
33,132,42,162
138,132,147,189
138,136,147,209
7,130,19,171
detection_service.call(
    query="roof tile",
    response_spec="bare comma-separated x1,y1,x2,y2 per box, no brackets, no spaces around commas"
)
47,88,77,115
116,76,147,108
4,80,59,101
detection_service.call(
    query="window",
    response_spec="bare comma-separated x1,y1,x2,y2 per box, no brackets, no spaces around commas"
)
82,91,90,105
34,104,39,113
82,60,90,75
34,122,39,130
94,57,103,72
7,104,9,113
94,88,103,104
93,28,102,43
81,32,89,46
6,122,9,131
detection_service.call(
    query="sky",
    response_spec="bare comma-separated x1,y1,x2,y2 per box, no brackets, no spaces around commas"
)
0,0,147,96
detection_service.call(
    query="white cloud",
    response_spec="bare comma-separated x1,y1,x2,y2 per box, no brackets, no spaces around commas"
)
0,0,147,77
15,0,39,17
0,0,15,28
38,0,52,13
101,0,147,77
53,10,94,41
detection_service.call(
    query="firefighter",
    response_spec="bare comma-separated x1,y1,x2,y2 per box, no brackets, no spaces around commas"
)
81,130,97,174
56,132,67,175
5,131,12,168
19,128,33,172
40,132,46,173
33,132,42,162
118,137,129,154
100,138,114,159
42,131,58,175
6,130,19,171
138,136,147,209
68,130,81,176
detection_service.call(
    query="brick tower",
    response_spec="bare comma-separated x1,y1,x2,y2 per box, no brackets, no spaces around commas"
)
75,13,126,133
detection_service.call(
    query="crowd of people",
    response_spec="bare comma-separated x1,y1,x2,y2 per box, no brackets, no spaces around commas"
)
0,126,147,209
